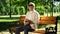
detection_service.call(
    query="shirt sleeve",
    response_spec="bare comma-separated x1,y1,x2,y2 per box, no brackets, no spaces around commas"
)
33,12,40,29
33,12,40,24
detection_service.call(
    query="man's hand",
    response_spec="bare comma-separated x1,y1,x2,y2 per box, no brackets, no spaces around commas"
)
25,19,33,24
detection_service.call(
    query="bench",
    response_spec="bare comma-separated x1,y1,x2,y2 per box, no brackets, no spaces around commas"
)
9,15,58,34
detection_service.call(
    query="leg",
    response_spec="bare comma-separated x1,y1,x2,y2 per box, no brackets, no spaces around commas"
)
15,26,24,34
24,25,34,34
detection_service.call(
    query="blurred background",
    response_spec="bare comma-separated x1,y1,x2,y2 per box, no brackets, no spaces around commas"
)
0,0,60,34
0,0,60,16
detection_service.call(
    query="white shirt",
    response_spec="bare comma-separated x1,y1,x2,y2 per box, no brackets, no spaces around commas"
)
24,10,40,29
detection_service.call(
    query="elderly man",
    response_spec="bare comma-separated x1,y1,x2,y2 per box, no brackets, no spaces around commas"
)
15,2,40,34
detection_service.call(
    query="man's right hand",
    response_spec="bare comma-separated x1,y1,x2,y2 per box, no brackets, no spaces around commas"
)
25,19,33,24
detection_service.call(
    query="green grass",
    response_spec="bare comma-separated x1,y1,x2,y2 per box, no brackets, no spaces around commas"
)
0,17,20,19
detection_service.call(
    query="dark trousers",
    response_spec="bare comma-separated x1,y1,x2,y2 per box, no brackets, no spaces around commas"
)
15,25,34,34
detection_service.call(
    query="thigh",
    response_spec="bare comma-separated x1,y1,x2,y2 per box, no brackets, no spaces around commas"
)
24,25,35,32
16,26,24,32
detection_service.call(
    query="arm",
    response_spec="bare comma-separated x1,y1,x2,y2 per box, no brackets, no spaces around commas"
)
33,12,40,24
33,12,40,29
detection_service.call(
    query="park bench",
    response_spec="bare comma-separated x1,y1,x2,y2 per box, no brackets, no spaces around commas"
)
9,15,58,34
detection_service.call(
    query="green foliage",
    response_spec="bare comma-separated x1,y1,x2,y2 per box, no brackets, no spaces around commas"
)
0,0,60,16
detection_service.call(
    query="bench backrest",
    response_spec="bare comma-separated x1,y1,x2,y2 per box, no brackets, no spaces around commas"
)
19,16,57,25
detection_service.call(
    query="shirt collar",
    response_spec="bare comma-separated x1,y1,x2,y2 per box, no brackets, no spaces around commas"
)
29,10,35,13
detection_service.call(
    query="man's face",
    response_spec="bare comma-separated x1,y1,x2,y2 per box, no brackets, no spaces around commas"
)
28,4,34,11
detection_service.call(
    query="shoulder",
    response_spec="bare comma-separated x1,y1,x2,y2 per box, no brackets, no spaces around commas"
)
34,10,40,17
34,10,39,15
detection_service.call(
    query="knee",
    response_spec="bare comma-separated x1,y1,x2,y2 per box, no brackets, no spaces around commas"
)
24,27,29,31
16,27,20,31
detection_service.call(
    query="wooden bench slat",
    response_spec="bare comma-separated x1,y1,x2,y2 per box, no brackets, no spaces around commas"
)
39,21,56,24
33,30,45,33
40,17,56,21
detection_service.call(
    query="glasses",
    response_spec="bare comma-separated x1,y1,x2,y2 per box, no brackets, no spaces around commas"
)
29,4,33,6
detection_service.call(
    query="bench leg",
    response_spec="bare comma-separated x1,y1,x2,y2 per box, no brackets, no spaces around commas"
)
9,29,13,34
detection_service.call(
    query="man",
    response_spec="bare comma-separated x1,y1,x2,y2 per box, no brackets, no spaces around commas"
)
15,2,40,34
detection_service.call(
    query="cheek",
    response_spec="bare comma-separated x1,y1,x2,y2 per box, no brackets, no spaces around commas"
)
31,6,34,9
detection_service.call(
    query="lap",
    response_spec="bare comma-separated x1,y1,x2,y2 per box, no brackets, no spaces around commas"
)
16,25,34,32
16,25,24,32
24,25,35,31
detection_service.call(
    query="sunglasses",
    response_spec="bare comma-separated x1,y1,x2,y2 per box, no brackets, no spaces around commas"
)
29,4,33,6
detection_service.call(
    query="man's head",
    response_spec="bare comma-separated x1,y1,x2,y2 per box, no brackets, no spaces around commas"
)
28,2,35,11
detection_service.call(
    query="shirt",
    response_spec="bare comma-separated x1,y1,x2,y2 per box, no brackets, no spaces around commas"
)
24,10,40,29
